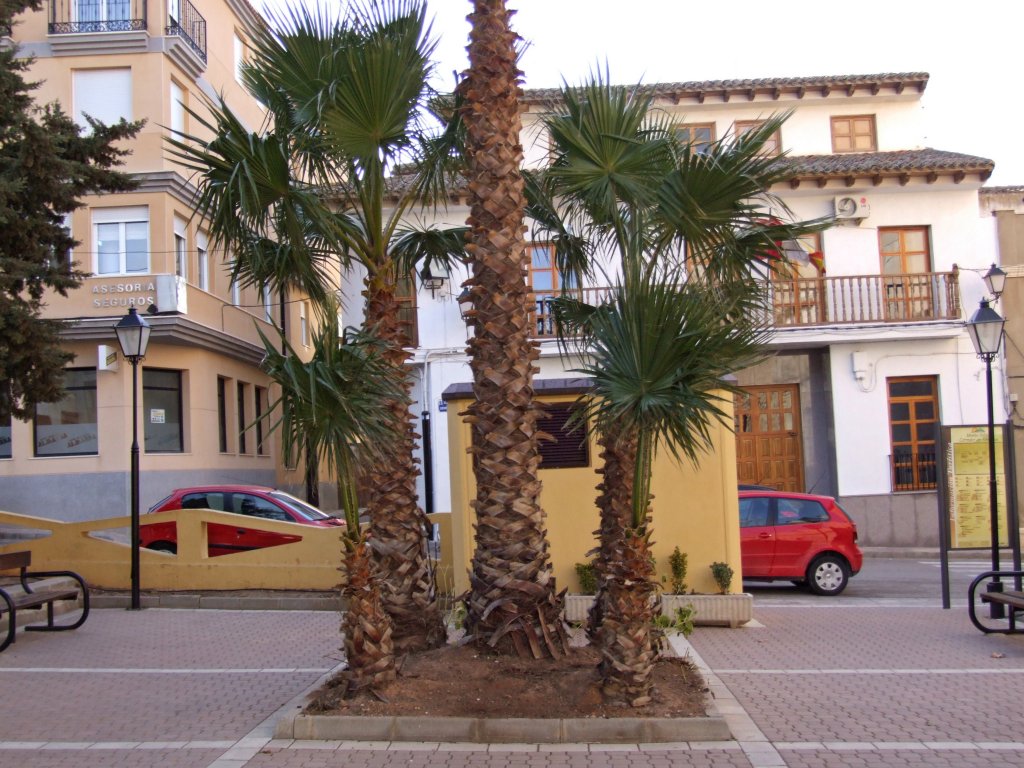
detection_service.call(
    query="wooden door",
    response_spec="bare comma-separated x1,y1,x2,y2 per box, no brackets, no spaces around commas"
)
734,385,805,492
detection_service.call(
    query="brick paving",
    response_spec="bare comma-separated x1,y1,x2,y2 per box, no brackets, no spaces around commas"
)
1,602,1023,767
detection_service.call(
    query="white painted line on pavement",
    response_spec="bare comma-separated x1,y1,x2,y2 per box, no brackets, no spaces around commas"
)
0,667,331,674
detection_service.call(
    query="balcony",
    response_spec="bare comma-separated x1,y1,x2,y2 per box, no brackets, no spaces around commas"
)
49,0,147,33
529,271,960,339
165,0,206,63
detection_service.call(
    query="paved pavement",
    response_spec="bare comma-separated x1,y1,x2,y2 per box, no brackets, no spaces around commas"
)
1,588,1023,766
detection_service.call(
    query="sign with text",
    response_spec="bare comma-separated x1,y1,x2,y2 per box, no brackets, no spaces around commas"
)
944,425,1009,550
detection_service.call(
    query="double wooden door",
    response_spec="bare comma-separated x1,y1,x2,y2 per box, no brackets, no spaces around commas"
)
734,385,805,492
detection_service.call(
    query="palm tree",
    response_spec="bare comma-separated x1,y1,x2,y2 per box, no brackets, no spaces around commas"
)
537,76,828,703
168,1,460,653
459,0,569,659
259,308,404,691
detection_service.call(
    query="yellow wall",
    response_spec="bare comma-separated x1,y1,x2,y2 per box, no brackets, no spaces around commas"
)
446,392,742,597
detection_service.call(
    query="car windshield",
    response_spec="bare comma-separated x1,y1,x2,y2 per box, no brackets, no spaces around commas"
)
269,491,333,521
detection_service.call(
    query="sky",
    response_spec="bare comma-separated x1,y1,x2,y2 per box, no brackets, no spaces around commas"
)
256,1,1022,185
416,0,1020,186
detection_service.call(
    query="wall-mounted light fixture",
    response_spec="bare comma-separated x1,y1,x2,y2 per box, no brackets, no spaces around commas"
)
420,264,447,299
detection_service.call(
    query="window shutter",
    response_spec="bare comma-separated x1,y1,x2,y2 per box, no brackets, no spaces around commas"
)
538,403,589,469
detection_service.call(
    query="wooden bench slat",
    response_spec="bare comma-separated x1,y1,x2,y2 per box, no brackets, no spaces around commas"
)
0,589,80,613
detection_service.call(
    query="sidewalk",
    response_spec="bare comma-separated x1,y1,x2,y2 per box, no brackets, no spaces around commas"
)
0,602,1021,767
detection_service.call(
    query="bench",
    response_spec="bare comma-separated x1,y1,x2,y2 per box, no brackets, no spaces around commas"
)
0,551,90,651
968,570,1024,634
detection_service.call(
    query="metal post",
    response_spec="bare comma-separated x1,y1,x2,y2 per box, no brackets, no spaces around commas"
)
985,357,1005,619
130,357,141,611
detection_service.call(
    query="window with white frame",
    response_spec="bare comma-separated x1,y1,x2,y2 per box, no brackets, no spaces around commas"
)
173,216,187,279
170,80,185,137
299,301,310,346
196,231,209,290
233,33,244,84
230,277,240,306
261,285,273,322
73,69,132,131
93,206,148,275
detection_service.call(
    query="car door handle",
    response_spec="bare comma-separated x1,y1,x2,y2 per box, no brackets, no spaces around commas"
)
236,529,248,535
758,532,772,539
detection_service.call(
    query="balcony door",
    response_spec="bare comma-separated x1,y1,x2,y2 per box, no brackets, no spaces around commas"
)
879,226,933,320
734,385,805,492
74,0,130,25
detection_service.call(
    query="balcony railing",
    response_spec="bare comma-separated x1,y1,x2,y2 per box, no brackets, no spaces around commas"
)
766,271,960,328
530,271,960,339
49,0,147,33
165,0,206,62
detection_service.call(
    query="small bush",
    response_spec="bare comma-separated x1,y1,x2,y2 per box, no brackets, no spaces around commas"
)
710,561,734,594
575,561,597,595
668,547,688,594
653,605,696,639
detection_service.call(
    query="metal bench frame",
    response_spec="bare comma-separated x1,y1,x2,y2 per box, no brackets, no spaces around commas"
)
0,551,90,651
968,570,1024,635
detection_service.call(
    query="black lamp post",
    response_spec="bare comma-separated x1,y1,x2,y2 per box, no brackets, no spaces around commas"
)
114,307,151,611
966,295,1006,619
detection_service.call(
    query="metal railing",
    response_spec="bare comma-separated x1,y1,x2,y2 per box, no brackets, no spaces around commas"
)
529,272,959,339
891,450,937,492
165,0,206,62
48,0,147,33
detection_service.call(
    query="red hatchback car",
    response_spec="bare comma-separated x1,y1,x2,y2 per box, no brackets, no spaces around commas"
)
141,485,344,557
739,489,863,595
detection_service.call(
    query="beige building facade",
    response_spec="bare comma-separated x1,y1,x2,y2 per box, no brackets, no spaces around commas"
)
1,0,313,520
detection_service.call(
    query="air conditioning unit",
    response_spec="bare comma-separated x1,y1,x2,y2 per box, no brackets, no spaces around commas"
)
834,195,870,221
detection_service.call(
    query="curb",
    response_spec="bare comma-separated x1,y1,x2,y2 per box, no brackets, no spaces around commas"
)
90,592,343,611
272,712,732,743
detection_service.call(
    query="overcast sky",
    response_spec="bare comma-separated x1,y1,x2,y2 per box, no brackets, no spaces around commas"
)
262,1,1022,185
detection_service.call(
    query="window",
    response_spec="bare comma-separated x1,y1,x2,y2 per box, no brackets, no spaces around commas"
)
261,285,273,323
299,301,310,346
73,69,131,130
777,498,829,524
255,386,268,456
74,0,130,25
217,377,229,452
233,33,245,84
230,276,240,306
888,376,938,491
143,369,183,453
182,491,225,511
739,497,770,528
536,403,589,469
94,206,148,275
237,381,248,454
197,231,209,291
170,80,185,136
734,120,781,156
34,368,97,456
394,273,418,347
772,232,826,326
0,412,11,459
528,242,572,337
675,122,716,154
173,216,187,279
232,493,289,521
831,115,876,153
879,226,933,320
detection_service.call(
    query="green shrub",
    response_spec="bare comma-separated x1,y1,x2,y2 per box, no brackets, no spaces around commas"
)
653,605,696,638
668,547,688,594
575,561,597,595
710,561,734,594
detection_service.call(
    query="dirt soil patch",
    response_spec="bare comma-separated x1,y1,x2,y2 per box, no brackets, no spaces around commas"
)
307,642,710,719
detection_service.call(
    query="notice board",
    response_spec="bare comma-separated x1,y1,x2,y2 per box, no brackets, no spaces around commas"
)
941,425,1010,550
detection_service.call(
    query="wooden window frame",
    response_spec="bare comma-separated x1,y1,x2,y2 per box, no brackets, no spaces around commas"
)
734,120,782,156
676,122,716,154
830,114,877,153
887,376,939,491
394,272,419,347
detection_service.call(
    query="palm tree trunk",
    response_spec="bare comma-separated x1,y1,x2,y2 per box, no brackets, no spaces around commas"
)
587,427,637,644
590,426,658,706
339,534,396,692
461,0,567,659
363,280,446,653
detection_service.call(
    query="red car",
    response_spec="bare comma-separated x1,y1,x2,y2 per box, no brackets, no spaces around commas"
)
141,485,344,557
739,489,862,595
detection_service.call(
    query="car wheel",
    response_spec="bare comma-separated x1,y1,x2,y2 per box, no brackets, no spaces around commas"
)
148,541,177,555
806,555,849,596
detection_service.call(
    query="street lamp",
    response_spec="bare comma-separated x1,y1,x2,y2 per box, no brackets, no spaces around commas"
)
419,264,447,299
114,307,151,611
457,286,474,325
966,298,1006,619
